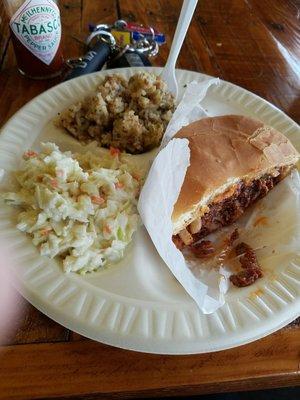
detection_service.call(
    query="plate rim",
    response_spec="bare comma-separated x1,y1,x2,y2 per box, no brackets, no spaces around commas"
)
0,66,299,354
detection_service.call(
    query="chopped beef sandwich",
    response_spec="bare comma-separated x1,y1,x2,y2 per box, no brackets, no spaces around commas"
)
172,115,299,248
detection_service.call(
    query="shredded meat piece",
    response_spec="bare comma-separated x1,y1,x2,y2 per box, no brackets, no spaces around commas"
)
190,240,215,258
236,242,259,269
230,242,263,287
235,242,252,256
172,235,184,250
230,268,263,287
227,228,239,247
217,228,239,263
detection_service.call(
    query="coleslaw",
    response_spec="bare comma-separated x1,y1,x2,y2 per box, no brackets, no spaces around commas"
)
3,143,141,274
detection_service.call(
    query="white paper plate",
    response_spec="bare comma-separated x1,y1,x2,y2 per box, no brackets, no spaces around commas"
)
0,67,299,354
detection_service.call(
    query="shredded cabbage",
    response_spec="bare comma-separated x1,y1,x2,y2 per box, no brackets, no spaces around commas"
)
3,143,141,274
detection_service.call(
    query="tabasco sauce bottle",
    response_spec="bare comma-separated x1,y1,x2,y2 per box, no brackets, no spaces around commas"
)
4,0,64,79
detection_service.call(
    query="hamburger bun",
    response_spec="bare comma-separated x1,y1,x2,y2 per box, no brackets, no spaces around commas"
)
172,115,299,235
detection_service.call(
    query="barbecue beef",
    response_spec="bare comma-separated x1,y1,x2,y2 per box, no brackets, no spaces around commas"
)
173,171,283,245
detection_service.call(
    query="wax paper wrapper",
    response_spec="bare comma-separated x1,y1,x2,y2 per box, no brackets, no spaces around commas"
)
138,77,300,314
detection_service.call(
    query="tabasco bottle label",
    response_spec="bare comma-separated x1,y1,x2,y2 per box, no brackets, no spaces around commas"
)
10,0,62,66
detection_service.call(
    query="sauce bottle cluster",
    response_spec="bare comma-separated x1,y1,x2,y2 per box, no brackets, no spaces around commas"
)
4,0,64,79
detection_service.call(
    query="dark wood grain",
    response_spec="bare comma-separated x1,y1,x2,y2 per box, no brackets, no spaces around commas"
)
249,0,300,60
195,0,300,120
0,328,299,400
0,0,299,398
60,0,85,60
82,0,118,26
247,0,300,121
1,294,69,346
0,3,10,67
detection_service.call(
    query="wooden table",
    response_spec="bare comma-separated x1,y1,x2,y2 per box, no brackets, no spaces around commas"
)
0,1,299,399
